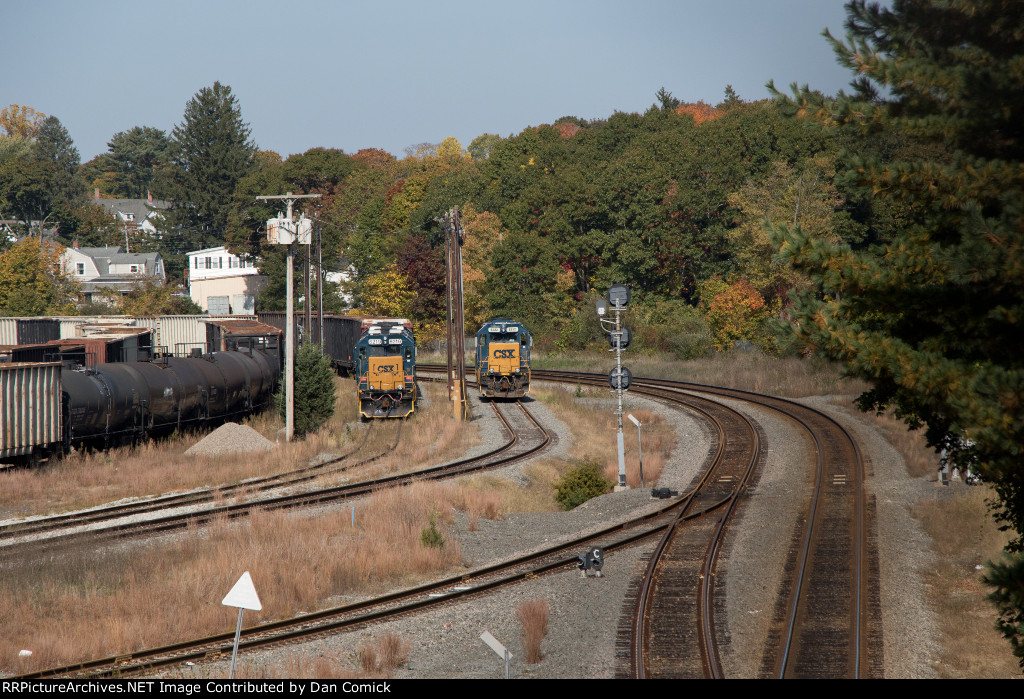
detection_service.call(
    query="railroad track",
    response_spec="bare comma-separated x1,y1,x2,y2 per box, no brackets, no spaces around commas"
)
14,399,719,680
11,368,877,679
0,399,549,560
0,419,387,544
531,369,879,678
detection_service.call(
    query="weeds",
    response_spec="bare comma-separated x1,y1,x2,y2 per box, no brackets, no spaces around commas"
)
358,633,410,676
420,511,445,549
517,598,550,664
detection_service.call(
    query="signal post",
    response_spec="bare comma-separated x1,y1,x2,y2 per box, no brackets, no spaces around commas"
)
597,284,632,490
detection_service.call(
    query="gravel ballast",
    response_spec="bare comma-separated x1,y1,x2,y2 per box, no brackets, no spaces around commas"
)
184,385,946,680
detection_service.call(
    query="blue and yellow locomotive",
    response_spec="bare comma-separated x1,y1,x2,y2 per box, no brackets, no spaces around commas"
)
474,319,532,399
355,319,417,418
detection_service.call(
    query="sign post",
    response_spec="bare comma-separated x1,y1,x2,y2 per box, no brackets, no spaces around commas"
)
480,631,512,679
221,571,263,679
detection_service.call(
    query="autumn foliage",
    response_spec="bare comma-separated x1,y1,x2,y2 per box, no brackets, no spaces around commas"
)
674,101,723,125
705,279,768,351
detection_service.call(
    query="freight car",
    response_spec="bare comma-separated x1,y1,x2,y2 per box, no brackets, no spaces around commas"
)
474,319,532,399
256,312,362,375
354,319,417,419
0,348,280,466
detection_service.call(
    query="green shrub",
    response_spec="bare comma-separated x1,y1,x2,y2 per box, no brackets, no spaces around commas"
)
420,511,445,549
553,459,613,510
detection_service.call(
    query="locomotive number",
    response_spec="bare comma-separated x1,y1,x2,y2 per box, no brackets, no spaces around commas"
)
388,338,403,345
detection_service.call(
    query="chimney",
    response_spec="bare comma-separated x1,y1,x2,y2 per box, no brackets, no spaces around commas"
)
147,190,153,204
73,240,79,249
94,188,99,199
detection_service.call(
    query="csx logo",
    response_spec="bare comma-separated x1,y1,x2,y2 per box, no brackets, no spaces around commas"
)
494,350,517,359
376,365,398,374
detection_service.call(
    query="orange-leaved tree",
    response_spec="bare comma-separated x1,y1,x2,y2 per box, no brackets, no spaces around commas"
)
704,279,770,352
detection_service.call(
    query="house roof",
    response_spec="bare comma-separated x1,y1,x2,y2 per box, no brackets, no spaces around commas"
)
92,198,169,223
71,247,162,276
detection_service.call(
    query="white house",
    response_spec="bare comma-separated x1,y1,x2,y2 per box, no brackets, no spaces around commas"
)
62,245,166,303
187,246,267,315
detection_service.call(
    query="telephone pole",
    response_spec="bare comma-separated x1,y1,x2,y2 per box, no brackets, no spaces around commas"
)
443,207,467,420
257,191,320,442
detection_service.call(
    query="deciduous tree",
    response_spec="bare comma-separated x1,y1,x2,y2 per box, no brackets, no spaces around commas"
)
0,238,78,315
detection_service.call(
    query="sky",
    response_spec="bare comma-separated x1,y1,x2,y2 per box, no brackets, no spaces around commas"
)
2,0,859,163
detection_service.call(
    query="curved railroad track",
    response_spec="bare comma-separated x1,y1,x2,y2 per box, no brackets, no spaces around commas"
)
0,399,549,560
531,369,879,679
11,367,877,679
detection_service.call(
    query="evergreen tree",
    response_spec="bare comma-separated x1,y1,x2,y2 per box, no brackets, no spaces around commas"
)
162,82,256,268
103,126,172,199
278,342,336,437
33,115,83,206
769,0,1024,662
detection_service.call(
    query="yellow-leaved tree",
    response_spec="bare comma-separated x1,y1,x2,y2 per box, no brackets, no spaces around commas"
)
360,263,414,318
0,238,79,315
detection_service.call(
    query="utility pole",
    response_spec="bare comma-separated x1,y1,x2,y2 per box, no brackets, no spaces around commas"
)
443,206,467,420
257,191,320,442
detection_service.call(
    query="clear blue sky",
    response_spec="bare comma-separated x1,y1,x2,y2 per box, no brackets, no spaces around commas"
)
2,0,858,163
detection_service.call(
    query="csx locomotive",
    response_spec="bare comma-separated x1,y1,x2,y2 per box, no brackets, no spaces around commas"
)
355,319,417,418
474,319,532,399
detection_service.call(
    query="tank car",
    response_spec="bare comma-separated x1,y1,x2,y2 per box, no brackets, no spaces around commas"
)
0,348,280,465
354,320,417,418
474,319,532,399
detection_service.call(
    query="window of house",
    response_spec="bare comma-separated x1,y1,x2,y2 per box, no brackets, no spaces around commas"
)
76,262,85,275
130,265,139,273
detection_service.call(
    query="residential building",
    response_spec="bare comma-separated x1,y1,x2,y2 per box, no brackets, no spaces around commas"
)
62,245,166,304
91,191,169,240
187,246,267,315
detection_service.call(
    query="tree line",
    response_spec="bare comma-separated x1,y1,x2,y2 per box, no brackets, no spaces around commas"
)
3,1,1024,660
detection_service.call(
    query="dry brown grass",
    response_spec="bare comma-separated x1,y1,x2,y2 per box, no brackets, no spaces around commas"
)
517,598,549,664
357,633,411,677
534,385,675,490
456,485,504,531
858,402,1018,677
535,350,866,399
913,487,1018,677
0,481,464,675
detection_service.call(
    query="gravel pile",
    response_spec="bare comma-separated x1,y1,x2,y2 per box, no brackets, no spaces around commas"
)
184,422,277,457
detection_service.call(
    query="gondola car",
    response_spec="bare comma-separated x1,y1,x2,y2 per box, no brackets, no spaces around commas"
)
354,319,417,418
474,318,532,399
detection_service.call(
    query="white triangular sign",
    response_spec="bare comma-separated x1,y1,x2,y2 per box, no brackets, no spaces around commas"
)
221,571,262,611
